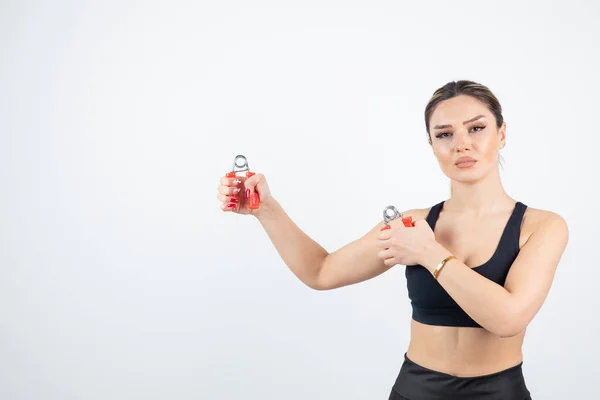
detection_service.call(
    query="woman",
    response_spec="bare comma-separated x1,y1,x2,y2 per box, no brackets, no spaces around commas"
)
216,80,569,399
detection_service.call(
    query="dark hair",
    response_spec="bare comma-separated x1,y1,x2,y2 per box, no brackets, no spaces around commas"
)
424,80,504,139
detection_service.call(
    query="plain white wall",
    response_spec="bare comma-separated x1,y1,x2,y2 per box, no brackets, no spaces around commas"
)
1,1,599,399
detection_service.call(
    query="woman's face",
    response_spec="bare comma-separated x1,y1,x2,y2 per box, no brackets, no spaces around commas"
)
428,95,506,184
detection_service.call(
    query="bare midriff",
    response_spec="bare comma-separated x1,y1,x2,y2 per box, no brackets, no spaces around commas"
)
406,319,526,377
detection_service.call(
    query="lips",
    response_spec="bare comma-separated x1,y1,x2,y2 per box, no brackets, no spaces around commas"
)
455,157,477,167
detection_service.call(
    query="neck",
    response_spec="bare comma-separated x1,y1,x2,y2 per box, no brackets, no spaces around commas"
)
446,168,513,213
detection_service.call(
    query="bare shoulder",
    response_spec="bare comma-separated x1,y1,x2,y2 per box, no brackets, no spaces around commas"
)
366,206,432,236
521,205,569,246
403,207,432,221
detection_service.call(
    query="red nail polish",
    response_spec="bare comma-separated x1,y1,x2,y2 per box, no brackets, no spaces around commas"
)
230,197,239,203
246,189,251,198
226,204,236,208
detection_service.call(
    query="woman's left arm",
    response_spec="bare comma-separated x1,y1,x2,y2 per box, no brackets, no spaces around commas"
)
420,213,569,337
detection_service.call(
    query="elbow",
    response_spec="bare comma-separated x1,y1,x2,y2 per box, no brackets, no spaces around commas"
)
305,279,327,290
490,307,528,338
306,276,336,291
306,269,340,291
493,324,525,338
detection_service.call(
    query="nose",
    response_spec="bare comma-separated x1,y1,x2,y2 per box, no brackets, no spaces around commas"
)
454,128,471,152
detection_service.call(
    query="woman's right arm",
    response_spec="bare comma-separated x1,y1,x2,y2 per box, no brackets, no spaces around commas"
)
219,172,405,290
254,196,395,290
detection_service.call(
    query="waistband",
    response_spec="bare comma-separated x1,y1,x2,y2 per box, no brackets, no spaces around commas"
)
392,353,531,400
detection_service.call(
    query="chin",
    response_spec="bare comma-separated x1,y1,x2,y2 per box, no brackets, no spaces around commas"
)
444,165,489,183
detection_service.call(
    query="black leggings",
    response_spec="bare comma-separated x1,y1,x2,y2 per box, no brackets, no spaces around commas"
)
388,353,532,400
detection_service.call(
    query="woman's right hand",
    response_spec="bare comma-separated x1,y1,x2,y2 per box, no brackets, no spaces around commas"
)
217,172,271,215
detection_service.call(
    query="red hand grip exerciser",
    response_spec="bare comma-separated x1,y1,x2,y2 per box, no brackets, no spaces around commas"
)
380,205,414,231
226,154,260,209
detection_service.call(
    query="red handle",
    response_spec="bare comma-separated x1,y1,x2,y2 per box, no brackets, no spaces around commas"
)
401,216,414,227
246,172,260,209
381,216,414,231
225,171,260,209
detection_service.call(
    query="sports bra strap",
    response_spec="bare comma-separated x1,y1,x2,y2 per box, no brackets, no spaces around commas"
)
425,201,444,230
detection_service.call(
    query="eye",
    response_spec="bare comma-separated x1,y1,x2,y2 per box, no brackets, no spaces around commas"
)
435,132,452,139
470,125,485,133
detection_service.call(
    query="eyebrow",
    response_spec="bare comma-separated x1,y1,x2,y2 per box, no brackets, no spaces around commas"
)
433,114,486,130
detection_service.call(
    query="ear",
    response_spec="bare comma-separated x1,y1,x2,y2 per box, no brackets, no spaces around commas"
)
498,122,507,148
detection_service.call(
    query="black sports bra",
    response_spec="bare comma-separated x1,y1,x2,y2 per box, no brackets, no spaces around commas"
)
406,201,528,327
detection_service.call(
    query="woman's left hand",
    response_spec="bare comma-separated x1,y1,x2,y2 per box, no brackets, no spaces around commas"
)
376,219,439,267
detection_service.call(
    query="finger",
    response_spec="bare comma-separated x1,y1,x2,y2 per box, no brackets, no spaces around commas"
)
221,202,238,211
217,192,240,211
384,258,396,267
390,219,409,229
220,176,242,186
244,173,263,196
217,193,240,204
375,238,392,249
377,230,392,240
218,184,242,196
377,249,394,259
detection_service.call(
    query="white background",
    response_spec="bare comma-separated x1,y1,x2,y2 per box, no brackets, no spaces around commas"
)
1,1,599,399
